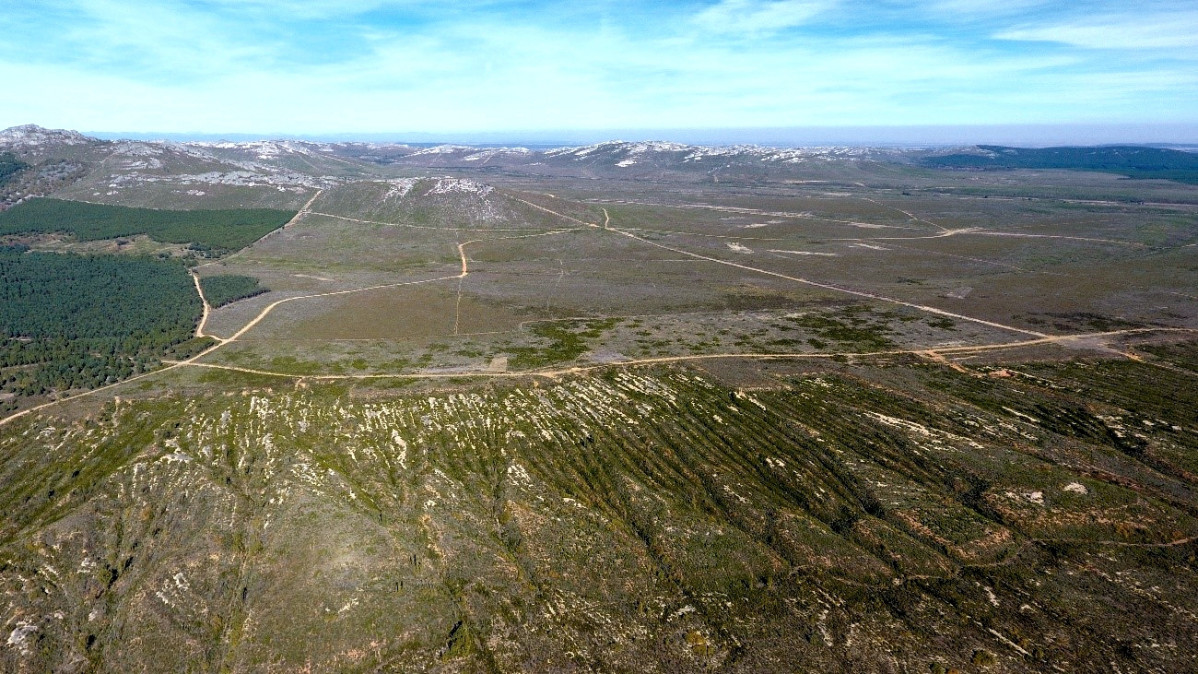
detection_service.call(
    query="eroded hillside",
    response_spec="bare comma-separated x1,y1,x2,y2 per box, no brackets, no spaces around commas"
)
3,351,1196,673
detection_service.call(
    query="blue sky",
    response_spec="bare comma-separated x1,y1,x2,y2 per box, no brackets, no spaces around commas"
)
2,0,1197,138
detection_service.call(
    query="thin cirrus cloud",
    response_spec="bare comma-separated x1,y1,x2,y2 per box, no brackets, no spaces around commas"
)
692,0,838,34
996,11,1198,50
0,0,1195,134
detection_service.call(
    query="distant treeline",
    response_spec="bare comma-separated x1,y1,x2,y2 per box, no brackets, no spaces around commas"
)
922,145,1198,184
0,246,201,403
200,274,268,308
0,198,295,254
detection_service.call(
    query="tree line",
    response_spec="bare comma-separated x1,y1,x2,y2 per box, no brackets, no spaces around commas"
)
0,245,201,407
0,198,295,254
200,274,268,307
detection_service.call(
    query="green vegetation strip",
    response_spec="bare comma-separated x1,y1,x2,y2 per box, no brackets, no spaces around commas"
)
923,145,1198,184
508,319,620,368
199,274,268,308
0,245,201,406
0,151,27,188
0,198,295,254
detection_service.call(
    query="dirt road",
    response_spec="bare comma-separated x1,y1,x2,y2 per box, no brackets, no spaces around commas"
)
0,194,1189,428
582,205,1049,338
190,271,215,339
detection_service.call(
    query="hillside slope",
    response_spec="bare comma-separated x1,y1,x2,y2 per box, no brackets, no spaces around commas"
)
2,354,1196,672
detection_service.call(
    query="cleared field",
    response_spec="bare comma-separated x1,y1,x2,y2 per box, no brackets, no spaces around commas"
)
280,283,523,342
158,165,1197,382
237,213,464,273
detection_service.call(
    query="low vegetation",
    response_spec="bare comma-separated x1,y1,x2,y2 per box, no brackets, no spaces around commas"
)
1,354,1196,671
784,305,898,350
507,319,620,368
2,127,1197,671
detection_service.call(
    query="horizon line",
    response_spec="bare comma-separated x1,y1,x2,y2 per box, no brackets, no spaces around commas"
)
70,122,1198,149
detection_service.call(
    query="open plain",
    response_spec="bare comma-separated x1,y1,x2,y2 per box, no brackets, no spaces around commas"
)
1,127,1197,672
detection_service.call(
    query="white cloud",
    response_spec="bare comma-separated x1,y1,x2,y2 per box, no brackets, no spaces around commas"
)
39,0,271,79
693,0,837,35
998,11,1198,50
196,0,493,20
2,0,1196,133
898,0,1055,19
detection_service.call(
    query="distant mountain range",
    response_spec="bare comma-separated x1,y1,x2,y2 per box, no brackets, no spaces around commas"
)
0,123,93,149
4,125,1198,194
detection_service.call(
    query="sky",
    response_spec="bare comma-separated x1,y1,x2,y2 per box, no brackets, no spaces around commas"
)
2,0,1197,141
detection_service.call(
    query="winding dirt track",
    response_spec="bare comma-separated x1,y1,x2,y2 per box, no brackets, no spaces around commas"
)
310,211,535,233
196,189,324,271
223,275,462,343
163,192,1198,384
162,327,1198,383
0,223,579,426
524,200,1048,338
191,271,213,339
587,197,1146,247
0,195,1192,428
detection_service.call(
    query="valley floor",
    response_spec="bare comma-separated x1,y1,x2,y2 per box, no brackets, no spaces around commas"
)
2,129,1198,671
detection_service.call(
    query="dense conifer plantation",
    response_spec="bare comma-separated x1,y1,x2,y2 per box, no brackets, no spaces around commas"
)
921,145,1198,183
0,199,293,254
199,274,268,307
0,246,200,406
